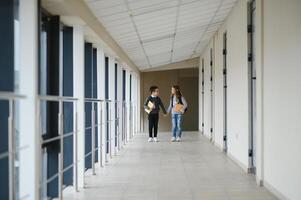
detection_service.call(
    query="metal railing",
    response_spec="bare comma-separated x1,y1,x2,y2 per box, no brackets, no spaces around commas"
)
0,91,26,200
1,91,137,200
83,99,123,174
122,101,135,143
84,98,104,174
38,95,79,200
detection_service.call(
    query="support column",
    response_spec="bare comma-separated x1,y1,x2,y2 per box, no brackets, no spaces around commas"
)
96,46,105,166
109,56,115,158
19,0,39,199
73,26,85,189
137,75,141,133
117,64,123,149
126,71,131,141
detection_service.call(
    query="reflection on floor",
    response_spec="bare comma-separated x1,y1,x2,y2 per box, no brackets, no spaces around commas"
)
63,132,278,200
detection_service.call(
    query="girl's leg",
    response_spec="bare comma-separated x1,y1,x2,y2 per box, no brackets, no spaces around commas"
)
177,115,183,138
172,114,177,138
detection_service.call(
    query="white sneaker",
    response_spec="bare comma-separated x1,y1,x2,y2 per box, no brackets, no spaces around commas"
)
171,137,176,142
148,137,153,142
153,137,158,142
176,137,181,142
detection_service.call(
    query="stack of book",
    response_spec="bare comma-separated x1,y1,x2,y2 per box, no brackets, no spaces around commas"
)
145,101,154,114
174,103,184,113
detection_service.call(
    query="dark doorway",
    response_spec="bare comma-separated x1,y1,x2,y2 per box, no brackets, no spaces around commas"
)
201,59,205,134
210,48,214,140
248,0,256,173
223,32,228,153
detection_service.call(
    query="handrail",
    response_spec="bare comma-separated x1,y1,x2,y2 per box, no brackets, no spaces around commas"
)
41,131,79,145
38,95,78,102
84,98,121,103
0,91,26,100
84,98,105,102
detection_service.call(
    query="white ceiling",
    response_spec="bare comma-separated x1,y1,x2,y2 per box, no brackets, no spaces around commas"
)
84,0,237,69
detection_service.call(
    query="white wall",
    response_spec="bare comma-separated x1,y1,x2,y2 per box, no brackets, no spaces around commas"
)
225,0,249,170
202,42,213,139
262,0,301,199
199,0,301,199
200,0,250,170
212,31,224,149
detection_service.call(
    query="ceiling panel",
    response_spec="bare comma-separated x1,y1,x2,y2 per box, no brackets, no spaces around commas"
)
129,0,178,16
84,0,238,69
144,37,173,56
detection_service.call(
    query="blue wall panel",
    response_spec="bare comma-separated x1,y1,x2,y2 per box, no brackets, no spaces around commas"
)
85,43,93,170
122,70,126,101
92,48,98,162
43,15,60,199
63,27,74,186
0,1,14,199
130,74,132,101
115,64,118,147
105,57,109,153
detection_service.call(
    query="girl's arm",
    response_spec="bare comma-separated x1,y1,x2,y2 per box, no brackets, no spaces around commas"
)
166,97,172,114
181,96,188,110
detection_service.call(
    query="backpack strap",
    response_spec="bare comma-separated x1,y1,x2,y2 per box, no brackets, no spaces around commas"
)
179,97,183,105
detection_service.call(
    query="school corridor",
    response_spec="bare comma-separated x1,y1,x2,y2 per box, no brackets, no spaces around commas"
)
0,0,301,200
63,132,277,200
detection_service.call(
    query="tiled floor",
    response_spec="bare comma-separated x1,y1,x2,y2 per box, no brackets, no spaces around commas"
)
63,132,278,200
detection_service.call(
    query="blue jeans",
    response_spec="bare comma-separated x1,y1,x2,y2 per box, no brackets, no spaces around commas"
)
172,114,183,138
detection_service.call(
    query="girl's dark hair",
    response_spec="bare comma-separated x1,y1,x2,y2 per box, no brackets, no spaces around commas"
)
149,85,158,93
172,85,182,99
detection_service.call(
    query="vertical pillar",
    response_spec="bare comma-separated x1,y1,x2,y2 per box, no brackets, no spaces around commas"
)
19,0,39,199
117,65,123,149
137,75,141,132
135,75,139,134
96,46,105,166
73,26,85,189
126,71,131,141
109,56,115,158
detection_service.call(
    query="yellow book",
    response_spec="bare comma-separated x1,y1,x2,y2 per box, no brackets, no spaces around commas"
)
145,101,154,114
174,103,184,113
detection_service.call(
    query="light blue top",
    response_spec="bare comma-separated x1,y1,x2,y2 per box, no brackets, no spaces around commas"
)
167,95,188,115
